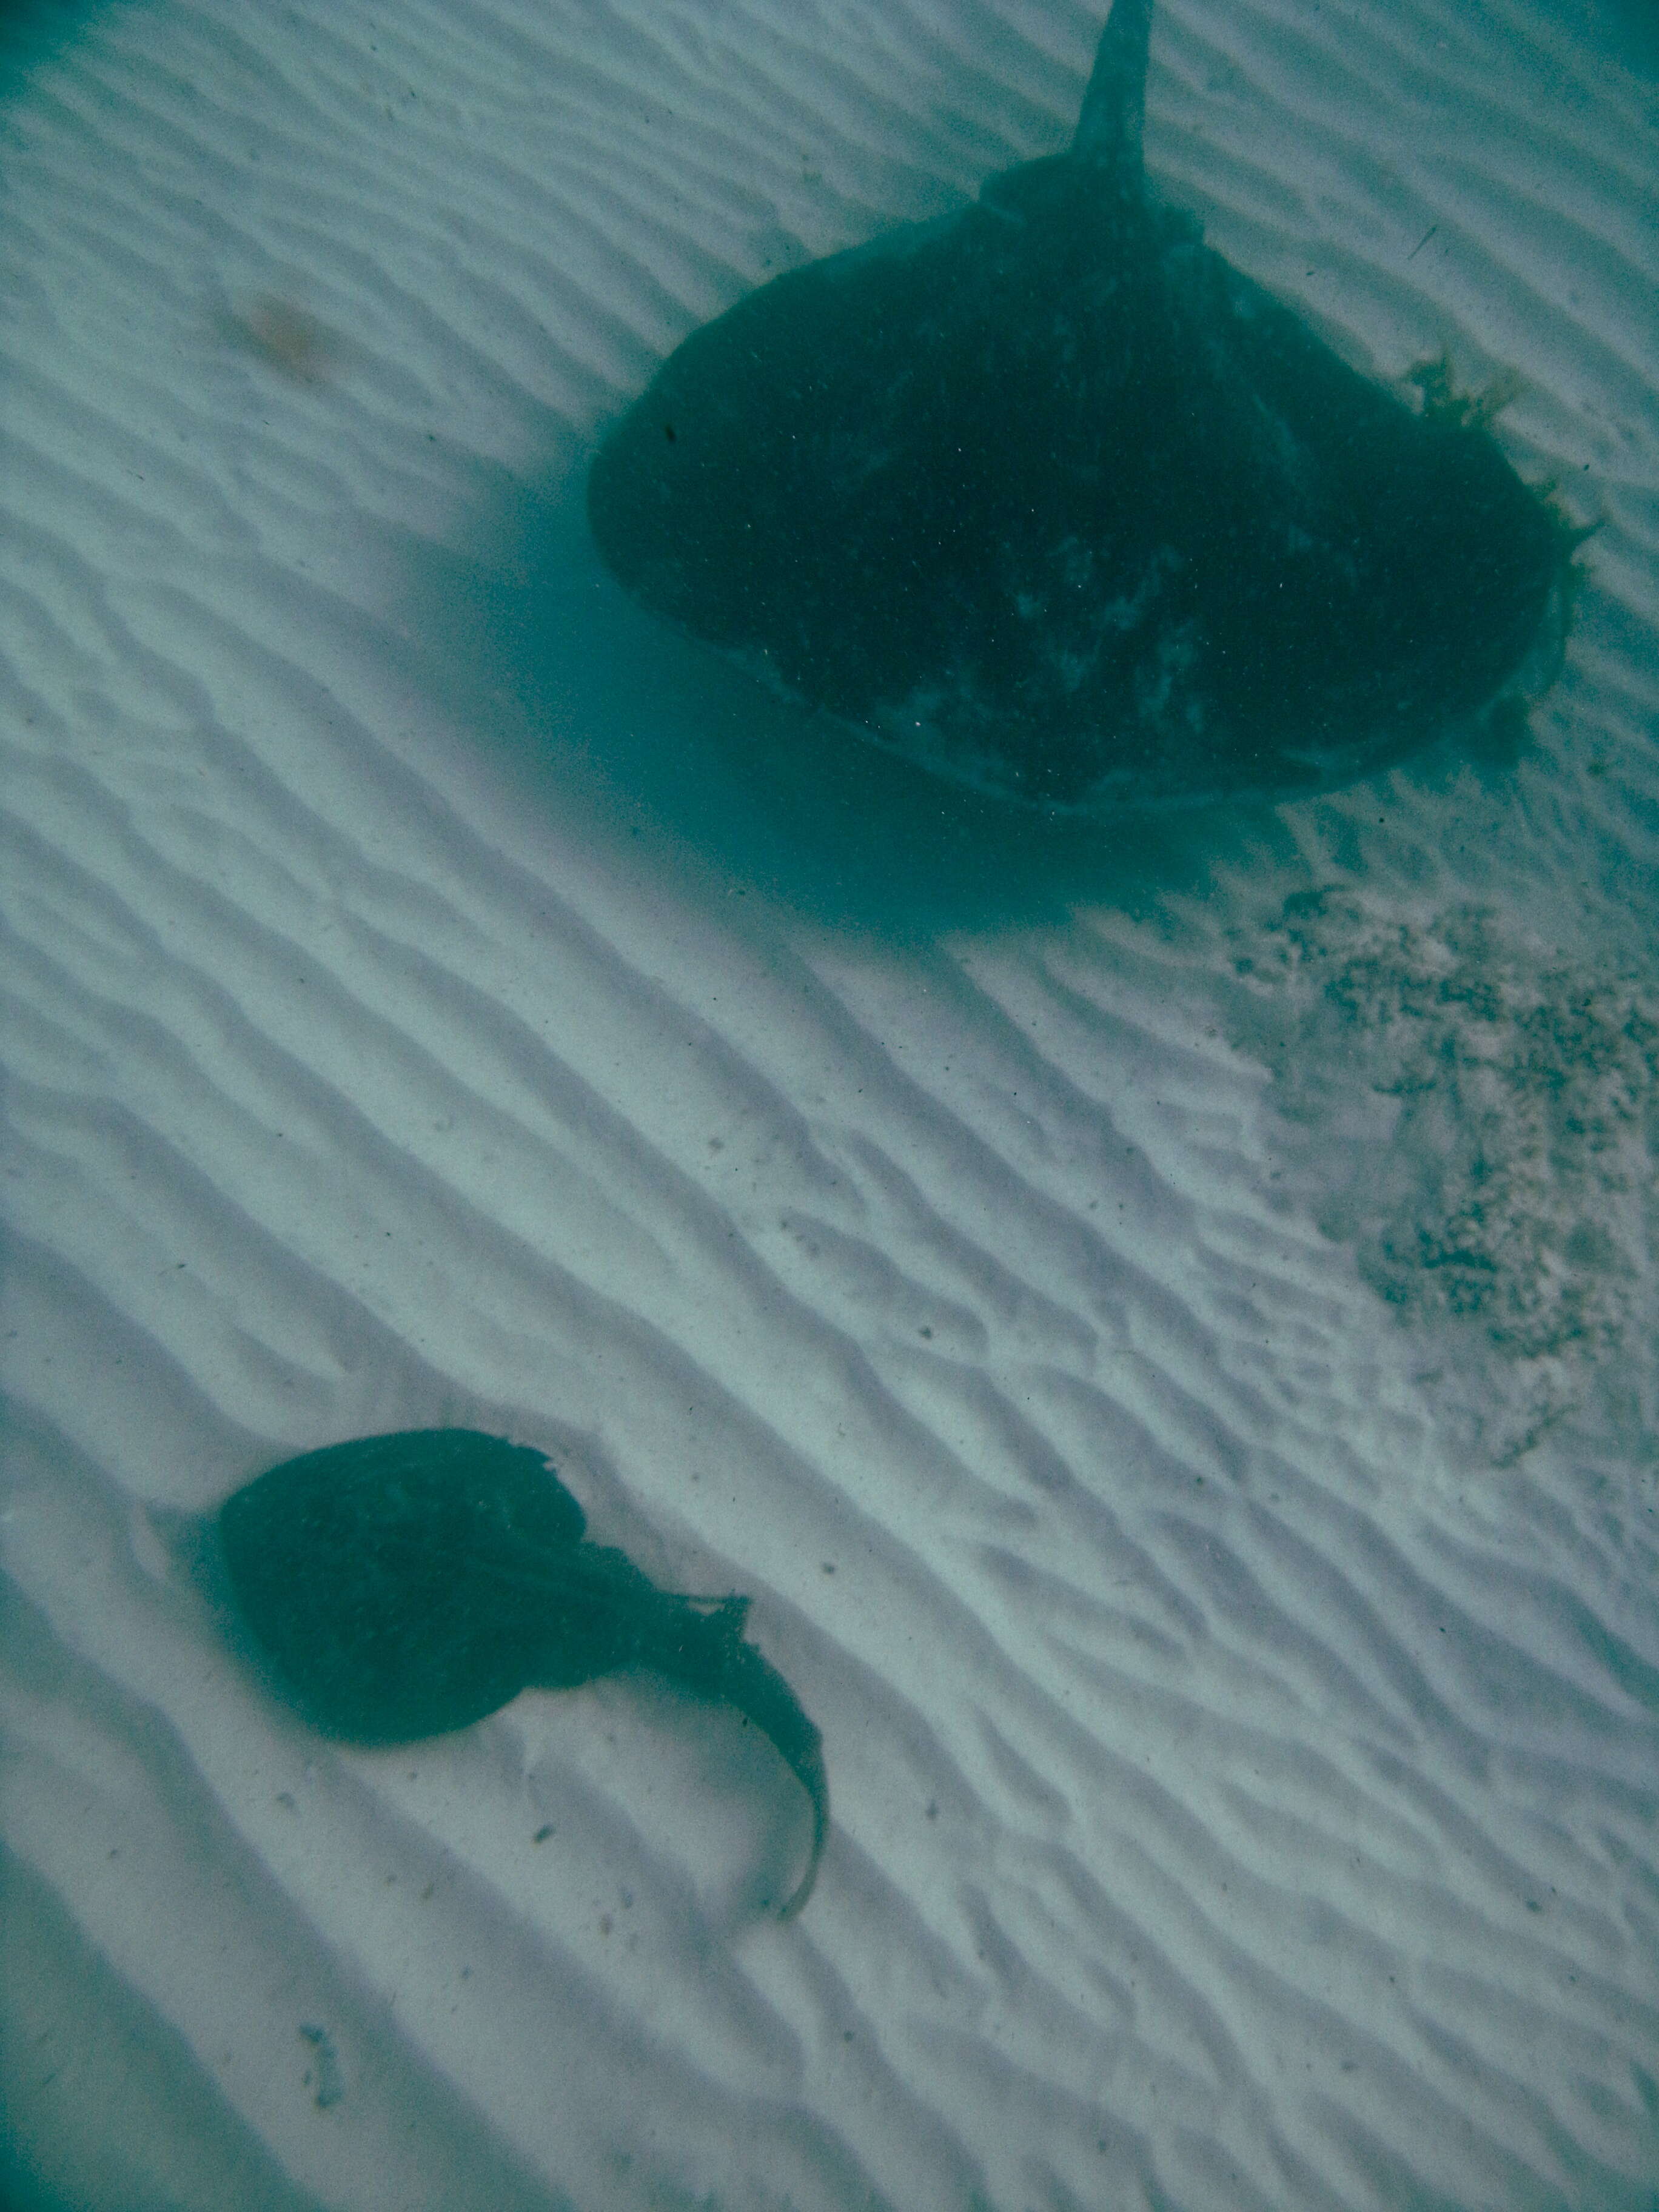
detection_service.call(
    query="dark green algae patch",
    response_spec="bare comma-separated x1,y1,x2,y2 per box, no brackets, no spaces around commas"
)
588,0,1578,815
218,1429,827,1919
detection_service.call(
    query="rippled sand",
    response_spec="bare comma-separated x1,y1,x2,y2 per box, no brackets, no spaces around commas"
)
2,2,1657,2207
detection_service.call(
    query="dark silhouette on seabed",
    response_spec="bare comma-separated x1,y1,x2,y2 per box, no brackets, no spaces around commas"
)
589,0,1580,816
220,1429,827,1919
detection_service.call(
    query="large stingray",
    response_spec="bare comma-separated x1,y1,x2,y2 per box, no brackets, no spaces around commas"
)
587,0,1574,813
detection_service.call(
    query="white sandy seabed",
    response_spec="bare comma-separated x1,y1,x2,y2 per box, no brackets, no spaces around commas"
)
2,0,1658,2207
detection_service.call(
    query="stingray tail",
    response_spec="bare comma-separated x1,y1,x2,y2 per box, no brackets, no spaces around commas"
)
705,1620,829,1920
635,1587,827,1917
1072,0,1151,178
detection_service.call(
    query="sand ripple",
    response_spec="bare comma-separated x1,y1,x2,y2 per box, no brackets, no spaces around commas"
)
2,1,1658,2207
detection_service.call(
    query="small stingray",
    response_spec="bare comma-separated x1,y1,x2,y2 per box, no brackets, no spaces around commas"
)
588,0,1576,812
218,1429,827,1918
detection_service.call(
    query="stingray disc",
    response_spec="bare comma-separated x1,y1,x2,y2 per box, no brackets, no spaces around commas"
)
588,0,1572,812
218,1429,591,1741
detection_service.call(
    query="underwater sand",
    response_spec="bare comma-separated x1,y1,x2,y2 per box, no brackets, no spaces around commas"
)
2,1,1658,2207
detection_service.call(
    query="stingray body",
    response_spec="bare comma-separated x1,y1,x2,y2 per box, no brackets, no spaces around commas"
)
219,1429,827,1917
587,0,1570,811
